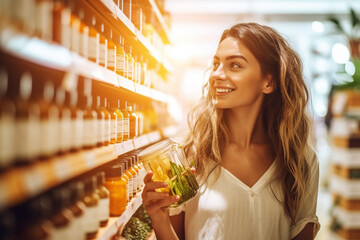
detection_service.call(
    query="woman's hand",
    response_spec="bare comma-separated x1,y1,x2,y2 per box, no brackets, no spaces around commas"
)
141,171,180,224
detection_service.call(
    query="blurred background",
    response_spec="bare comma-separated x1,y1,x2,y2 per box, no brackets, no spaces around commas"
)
0,0,360,239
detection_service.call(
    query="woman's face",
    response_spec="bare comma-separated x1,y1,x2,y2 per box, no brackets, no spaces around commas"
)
210,37,271,109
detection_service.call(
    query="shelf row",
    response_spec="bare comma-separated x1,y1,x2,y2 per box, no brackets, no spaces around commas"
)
0,30,172,103
85,0,172,71
0,130,166,210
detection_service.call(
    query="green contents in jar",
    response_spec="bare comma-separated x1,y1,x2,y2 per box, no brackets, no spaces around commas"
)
166,162,199,206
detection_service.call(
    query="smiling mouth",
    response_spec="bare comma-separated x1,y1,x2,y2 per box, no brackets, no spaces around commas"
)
215,88,235,93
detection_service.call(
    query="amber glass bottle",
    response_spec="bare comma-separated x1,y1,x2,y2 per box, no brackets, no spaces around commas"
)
49,188,74,240
127,103,138,139
0,68,15,169
104,164,128,216
19,195,53,240
65,91,84,151
82,176,100,239
56,88,71,155
119,157,137,198
14,72,41,164
82,95,97,149
121,101,130,141
112,99,124,143
95,96,105,147
99,24,108,68
96,171,110,227
116,160,132,202
107,100,117,144
68,181,86,240
100,97,111,146
115,36,126,77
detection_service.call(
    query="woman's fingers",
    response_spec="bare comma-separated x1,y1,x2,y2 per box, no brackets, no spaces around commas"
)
143,171,153,184
142,191,169,206
145,195,180,215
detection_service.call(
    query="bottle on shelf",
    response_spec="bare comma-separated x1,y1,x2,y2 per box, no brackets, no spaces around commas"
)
52,1,71,49
123,0,132,20
115,36,127,77
49,187,74,240
0,68,15,169
66,90,84,152
81,92,97,149
126,45,135,81
79,19,89,59
107,30,116,72
127,103,138,139
119,156,137,198
116,159,133,202
104,163,128,216
95,171,110,227
112,99,124,143
37,81,60,159
100,97,111,146
82,176,100,239
55,88,72,155
95,96,105,147
122,101,130,141
107,99,117,144
70,12,81,54
35,0,54,42
88,17,100,64
99,24,108,68
68,181,87,240
19,195,53,240
14,72,41,164
124,154,141,193
134,104,144,136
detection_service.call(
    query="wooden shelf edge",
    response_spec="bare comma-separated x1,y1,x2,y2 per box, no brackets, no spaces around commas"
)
0,131,162,210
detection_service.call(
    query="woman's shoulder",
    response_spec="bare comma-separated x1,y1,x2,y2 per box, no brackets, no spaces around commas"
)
304,143,319,173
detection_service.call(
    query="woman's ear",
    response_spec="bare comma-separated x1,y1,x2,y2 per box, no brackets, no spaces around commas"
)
263,74,274,94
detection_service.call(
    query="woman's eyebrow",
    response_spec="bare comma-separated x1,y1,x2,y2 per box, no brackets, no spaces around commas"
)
213,55,248,62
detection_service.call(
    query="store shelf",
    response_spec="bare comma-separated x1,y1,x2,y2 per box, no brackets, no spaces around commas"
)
85,0,172,72
97,191,143,240
0,131,162,210
0,28,171,103
147,0,171,43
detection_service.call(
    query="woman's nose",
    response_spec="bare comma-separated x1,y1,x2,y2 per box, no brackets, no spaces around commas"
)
211,64,226,80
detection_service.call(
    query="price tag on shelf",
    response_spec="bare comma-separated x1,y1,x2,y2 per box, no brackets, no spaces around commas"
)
148,131,161,143
53,158,71,181
84,152,97,168
115,142,125,156
23,167,46,196
133,135,149,149
122,140,135,153
118,77,135,92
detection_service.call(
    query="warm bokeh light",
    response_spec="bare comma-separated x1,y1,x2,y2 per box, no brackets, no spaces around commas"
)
311,21,324,33
332,43,350,64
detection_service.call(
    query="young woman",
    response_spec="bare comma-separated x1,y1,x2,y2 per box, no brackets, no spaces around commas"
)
142,22,320,240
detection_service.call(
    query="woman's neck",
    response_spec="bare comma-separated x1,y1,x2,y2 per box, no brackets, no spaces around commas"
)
224,96,268,149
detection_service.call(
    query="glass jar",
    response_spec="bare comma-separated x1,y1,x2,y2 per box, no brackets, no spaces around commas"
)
138,139,199,208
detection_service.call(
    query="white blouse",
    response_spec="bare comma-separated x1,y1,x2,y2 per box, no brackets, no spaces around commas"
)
171,147,320,240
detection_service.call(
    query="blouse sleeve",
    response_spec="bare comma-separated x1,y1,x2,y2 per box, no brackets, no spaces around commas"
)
289,146,321,239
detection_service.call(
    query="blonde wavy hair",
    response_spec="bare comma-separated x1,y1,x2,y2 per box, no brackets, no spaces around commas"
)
183,22,311,222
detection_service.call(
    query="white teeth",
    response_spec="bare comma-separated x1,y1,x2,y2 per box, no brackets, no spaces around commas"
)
216,88,234,93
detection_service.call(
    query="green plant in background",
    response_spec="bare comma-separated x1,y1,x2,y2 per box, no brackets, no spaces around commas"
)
328,8,360,89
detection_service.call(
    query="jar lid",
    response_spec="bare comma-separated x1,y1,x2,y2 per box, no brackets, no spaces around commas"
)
105,163,123,178
138,139,172,163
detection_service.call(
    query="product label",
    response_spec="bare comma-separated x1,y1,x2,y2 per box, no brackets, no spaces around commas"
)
111,119,117,142
123,117,129,137
117,118,123,140
98,118,105,144
108,49,116,69
83,119,97,147
68,215,85,240
132,175,137,195
83,205,98,234
40,118,59,157
60,111,72,152
128,177,133,199
0,115,15,166
71,23,80,54
126,181,130,202
16,117,41,162
80,26,89,58
36,1,53,41
98,197,110,222
128,61,134,80
88,35,99,63
70,117,83,149
105,118,110,143
61,9,71,49
99,42,107,67
116,53,126,74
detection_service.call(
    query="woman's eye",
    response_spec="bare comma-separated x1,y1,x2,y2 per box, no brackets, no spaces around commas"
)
212,62,220,70
230,62,241,69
